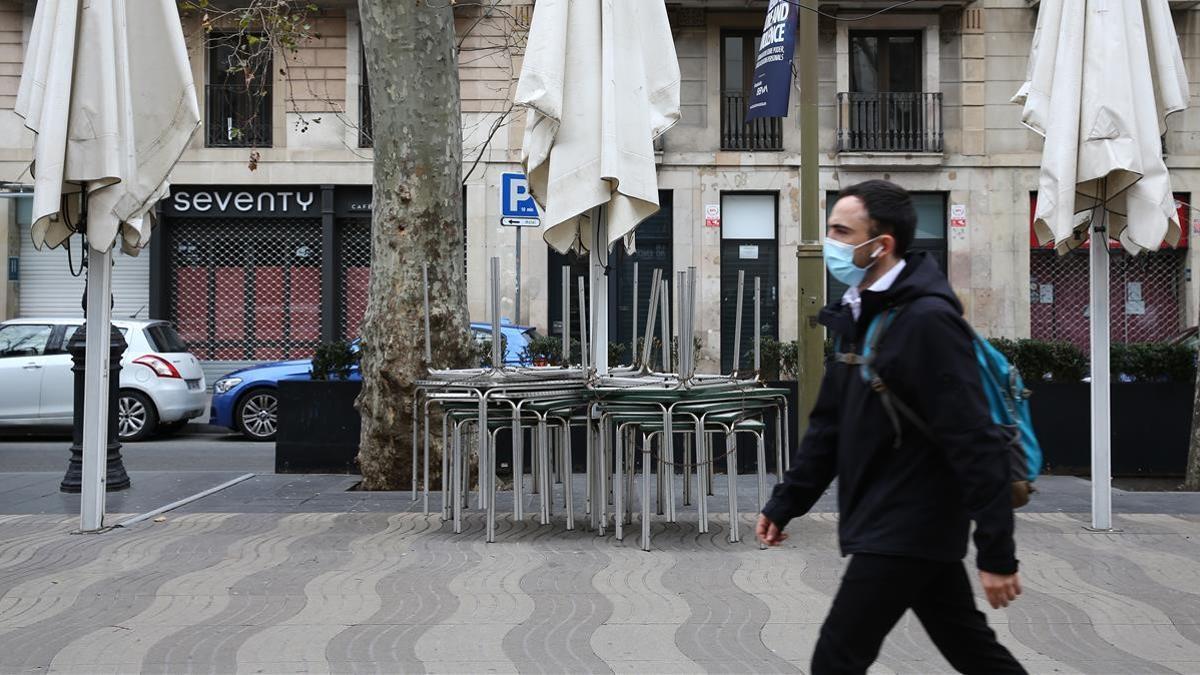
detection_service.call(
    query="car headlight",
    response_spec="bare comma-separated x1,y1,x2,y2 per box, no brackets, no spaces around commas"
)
213,377,243,395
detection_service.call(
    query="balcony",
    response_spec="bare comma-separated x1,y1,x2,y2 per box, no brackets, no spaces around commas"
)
721,91,783,151
205,84,273,148
836,91,942,154
359,83,372,148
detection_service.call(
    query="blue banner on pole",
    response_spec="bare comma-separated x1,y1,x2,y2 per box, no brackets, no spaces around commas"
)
745,0,798,122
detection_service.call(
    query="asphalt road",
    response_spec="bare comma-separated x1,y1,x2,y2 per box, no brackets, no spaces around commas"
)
0,425,273,473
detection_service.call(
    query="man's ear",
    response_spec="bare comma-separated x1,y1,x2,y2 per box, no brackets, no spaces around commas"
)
876,233,896,259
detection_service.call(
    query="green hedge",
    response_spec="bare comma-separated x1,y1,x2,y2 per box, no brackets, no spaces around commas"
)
745,336,1195,384
988,338,1196,384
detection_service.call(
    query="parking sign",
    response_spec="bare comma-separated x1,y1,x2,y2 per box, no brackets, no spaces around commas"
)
500,172,541,227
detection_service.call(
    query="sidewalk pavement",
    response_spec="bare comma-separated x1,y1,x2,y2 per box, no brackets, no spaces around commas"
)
0,473,1197,674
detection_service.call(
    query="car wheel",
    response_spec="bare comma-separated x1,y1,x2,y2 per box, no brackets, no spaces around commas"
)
117,390,158,442
236,388,279,441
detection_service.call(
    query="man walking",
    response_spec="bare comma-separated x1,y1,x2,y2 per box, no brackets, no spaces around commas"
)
757,180,1025,674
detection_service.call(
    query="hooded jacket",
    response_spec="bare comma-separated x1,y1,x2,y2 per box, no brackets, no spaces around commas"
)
761,252,1017,574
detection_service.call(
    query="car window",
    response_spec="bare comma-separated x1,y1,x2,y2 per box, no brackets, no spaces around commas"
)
0,324,53,357
145,324,188,352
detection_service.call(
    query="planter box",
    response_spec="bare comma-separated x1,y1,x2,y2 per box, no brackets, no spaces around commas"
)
1029,381,1193,476
276,379,362,474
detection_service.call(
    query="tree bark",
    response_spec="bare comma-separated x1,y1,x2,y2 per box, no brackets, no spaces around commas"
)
356,0,472,490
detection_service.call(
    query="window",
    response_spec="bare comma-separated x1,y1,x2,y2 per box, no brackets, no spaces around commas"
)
838,31,941,153
825,191,947,304
206,34,273,147
0,324,52,357
145,324,189,353
850,31,921,94
721,32,782,151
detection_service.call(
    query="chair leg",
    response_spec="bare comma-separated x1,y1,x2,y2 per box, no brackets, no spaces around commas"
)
641,434,652,551
682,432,692,507
598,418,608,536
694,421,708,534
452,421,463,534
561,422,575,531
487,426,501,543
615,426,624,540
664,423,675,523
585,418,594,521
513,413,524,522
756,429,768,551
726,432,739,544
441,415,450,520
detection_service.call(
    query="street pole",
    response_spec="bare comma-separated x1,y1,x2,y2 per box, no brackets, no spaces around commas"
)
515,226,522,325
797,0,825,444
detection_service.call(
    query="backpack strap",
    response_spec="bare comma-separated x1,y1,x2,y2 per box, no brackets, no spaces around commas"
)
835,305,934,450
865,309,904,448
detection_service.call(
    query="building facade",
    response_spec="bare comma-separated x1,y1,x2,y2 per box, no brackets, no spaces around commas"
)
3,0,1200,382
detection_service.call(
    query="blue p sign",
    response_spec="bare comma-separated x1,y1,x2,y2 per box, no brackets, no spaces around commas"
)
501,172,541,227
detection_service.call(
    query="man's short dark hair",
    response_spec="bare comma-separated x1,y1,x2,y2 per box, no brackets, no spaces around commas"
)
836,180,917,256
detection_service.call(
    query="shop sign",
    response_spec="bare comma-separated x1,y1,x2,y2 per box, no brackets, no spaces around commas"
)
167,187,318,217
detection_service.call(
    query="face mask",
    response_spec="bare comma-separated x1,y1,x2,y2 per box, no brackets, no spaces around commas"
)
823,236,882,287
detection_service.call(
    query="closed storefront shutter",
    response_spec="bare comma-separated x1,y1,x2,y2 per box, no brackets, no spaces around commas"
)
18,233,151,319
167,217,323,383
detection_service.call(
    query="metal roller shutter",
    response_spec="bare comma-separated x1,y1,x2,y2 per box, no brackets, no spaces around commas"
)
18,232,152,319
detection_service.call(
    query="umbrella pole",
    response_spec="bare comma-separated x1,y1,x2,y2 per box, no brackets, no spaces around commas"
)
1090,208,1113,530
591,206,609,375
81,242,113,532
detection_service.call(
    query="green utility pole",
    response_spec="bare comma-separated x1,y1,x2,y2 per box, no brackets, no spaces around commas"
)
796,0,824,444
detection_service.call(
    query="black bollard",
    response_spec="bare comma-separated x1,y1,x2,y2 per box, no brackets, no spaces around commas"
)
60,322,131,493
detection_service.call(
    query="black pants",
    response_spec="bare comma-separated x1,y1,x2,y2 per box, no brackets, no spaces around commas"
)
812,553,1026,675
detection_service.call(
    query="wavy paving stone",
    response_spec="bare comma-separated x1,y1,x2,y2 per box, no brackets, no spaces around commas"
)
0,507,1196,673
124,513,342,674
659,515,799,674
500,525,613,675
144,512,362,674
324,514,479,674
1020,543,1200,664
0,514,231,633
0,521,128,599
36,515,284,674
1,516,237,672
410,522,542,673
589,541,696,672
234,514,437,675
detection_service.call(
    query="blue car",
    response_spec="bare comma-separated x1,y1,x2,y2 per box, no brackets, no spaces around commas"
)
211,322,536,440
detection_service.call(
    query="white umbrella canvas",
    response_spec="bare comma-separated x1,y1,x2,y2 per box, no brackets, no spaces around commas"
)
1014,0,1189,529
15,0,200,531
515,0,680,374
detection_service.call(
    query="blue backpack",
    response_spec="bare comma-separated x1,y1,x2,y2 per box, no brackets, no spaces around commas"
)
849,306,1043,508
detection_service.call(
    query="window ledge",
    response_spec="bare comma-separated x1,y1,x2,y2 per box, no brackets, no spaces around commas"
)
836,152,944,170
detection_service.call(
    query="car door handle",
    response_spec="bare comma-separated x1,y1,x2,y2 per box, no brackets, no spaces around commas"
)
23,363,42,370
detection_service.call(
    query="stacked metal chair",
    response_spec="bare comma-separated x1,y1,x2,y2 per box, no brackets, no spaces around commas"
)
411,259,791,549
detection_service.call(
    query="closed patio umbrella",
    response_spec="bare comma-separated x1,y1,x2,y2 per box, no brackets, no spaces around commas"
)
516,0,680,374
15,0,200,530
1013,0,1188,529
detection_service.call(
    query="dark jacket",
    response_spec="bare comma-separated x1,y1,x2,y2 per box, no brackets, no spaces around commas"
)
761,252,1017,574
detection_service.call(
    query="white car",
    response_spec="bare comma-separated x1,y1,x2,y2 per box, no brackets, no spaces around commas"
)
0,318,207,441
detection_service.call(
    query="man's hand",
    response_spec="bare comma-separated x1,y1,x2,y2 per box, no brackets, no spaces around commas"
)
979,571,1022,609
756,514,789,546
